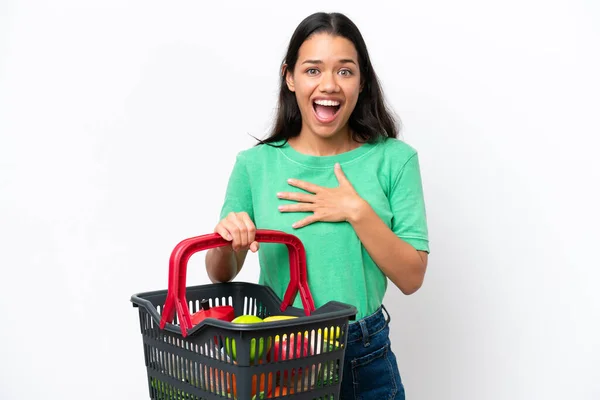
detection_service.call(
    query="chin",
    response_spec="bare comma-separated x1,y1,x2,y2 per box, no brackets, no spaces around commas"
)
314,130,339,140
310,124,347,140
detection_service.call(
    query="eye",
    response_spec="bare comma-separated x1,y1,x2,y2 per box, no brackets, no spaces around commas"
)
306,68,319,76
339,69,353,77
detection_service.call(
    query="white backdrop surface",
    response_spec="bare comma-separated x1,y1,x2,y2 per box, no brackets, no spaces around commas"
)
1,1,599,399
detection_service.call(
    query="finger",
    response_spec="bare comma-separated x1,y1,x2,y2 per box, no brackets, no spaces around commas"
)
334,163,349,185
249,241,260,253
277,191,315,203
214,225,233,241
220,219,241,250
278,203,314,212
224,215,247,250
292,215,319,229
233,218,250,249
239,212,256,247
287,178,321,194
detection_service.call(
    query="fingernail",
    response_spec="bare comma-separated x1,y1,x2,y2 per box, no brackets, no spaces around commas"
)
278,206,284,211
292,223,298,228
277,192,283,198
287,178,294,183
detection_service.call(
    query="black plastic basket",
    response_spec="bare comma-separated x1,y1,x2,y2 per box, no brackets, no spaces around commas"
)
131,230,357,399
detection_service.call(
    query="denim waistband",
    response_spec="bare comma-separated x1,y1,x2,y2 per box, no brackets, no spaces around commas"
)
346,304,391,345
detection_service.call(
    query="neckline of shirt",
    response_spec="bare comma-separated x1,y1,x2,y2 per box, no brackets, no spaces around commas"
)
275,138,382,168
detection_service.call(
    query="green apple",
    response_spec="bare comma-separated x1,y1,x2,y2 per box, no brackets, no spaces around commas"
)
232,315,264,324
226,315,265,362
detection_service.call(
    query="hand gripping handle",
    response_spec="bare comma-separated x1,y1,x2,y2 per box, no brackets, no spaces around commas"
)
159,229,315,337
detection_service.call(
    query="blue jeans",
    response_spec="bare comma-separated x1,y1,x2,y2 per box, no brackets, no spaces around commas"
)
340,305,405,400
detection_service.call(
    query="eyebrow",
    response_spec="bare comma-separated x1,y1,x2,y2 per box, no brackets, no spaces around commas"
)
301,59,357,65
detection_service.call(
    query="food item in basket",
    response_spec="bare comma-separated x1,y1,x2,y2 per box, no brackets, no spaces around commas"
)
315,326,341,341
266,332,315,392
207,368,235,397
312,327,342,353
225,315,266,362
232,315,264,324
225,336,266,363
228,373,273,398
151,377,201,399
270,332,312,361
263,315,298,322
272,386,288,396
191,300,235,325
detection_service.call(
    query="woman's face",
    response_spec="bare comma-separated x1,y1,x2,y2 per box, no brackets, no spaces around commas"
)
286,33,362,141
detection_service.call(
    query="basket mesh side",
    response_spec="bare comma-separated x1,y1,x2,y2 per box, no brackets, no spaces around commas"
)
135,284,353,399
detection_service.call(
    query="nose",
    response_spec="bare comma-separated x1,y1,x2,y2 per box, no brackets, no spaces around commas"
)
319,72,339,93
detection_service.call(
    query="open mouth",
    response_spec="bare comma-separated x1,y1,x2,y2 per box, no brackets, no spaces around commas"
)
312,99,341,123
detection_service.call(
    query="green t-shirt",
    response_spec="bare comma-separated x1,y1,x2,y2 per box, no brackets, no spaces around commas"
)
219,137,429,319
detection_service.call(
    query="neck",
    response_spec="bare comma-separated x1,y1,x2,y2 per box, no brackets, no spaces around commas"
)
290,128,358,156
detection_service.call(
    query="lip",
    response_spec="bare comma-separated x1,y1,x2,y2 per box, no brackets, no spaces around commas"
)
312,98,343,124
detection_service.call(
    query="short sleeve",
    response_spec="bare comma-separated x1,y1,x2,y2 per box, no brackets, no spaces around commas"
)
389,152,430,253
219,153,254,221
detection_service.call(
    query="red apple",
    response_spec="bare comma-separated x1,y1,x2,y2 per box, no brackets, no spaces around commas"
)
266,332,316,392
271,332,312,361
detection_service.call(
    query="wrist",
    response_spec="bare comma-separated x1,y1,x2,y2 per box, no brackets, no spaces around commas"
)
215,244,233,254
346,198,370,224
207,246,237,283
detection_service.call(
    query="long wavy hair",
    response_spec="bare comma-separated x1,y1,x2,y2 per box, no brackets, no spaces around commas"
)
258,12,399,146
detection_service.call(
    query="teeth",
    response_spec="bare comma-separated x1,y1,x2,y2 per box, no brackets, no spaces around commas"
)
314,99,340,107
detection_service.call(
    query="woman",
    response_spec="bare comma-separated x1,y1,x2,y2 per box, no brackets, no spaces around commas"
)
206,11,429,399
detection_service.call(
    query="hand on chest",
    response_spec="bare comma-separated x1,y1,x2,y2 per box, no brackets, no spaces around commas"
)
253,163,393,230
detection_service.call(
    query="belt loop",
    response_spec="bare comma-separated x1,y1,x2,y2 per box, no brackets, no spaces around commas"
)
381,304,391,325
358,318,370,347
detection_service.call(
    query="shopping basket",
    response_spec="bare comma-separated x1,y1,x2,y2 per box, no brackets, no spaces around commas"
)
131,229,357,399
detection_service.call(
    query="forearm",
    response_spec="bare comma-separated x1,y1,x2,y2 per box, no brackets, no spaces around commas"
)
348,200,428,294
205,246,247,283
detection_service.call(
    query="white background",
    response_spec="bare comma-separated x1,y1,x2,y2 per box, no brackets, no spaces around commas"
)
1,1,599,399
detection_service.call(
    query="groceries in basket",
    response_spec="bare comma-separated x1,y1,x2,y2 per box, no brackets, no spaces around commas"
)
225,314,267,362
190,298,234,325
131,230,356,399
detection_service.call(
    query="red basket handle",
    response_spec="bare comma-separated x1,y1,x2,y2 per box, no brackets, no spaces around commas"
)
159,229,315,336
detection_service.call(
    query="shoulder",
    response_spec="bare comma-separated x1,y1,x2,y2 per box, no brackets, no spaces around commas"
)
373,137,419,167
377,137,418,156
234,141,283,164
